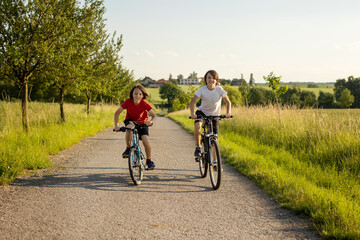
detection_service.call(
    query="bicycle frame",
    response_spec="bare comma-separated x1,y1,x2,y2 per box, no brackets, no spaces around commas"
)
129,128,146,167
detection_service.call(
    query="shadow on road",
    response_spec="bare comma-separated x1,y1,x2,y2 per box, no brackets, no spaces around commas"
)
12,167,213,193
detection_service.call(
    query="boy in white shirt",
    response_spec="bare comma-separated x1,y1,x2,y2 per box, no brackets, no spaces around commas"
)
189,70,232,157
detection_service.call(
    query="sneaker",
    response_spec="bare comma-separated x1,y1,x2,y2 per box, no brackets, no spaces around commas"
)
122,148,130,158
194,146,201,157
146,160,155,170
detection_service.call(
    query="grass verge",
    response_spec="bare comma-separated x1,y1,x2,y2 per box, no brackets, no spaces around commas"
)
0,101,119,185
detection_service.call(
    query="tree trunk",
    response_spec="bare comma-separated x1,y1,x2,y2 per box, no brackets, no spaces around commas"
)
86,92,91,115
60,87,66,122
21,81,30,132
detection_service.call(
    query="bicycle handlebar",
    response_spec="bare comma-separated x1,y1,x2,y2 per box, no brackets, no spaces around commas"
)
189,115,233,119
113,122,152,132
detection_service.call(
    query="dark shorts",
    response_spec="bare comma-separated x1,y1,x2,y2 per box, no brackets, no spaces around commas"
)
195,110,219,135
123,119,149,140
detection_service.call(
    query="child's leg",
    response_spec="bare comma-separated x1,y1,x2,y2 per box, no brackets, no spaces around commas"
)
125,130,131,148
194,121,202,146
141,135,151,159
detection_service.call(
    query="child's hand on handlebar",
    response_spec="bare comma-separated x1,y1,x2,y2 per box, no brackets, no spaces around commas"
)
225,113,231,119
190,113,197,119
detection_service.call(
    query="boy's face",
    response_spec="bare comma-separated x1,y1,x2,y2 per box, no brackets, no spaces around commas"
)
205,73,217,90
132,88,143,103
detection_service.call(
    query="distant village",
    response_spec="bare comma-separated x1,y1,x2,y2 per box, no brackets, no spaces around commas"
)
139,76,204,88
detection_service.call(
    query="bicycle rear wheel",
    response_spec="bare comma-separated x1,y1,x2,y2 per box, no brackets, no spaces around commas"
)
199,138,208,178
209,139,221,190
128,148,143,185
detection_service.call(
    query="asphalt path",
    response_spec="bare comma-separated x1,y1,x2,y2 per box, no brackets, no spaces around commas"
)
0,116,321,239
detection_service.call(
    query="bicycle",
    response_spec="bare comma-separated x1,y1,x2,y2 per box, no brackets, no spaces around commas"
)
190,115,232,190
114,123,150,185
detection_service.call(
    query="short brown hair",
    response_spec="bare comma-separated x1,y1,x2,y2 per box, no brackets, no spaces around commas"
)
204,70,219,85
129,84,149,99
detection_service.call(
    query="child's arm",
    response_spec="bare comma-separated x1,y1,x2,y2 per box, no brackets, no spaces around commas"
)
189,95,199,119
223,95,232,118
114,106,124,131
145,109,157,126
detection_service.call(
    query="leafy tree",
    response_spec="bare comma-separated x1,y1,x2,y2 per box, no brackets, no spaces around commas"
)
307,83,319,88
188,71,198,79
238,80,250,107
0,0,89,131
249,73,255,87
318,91,335,108
219,79,231,85
300,91,316,108
248,88,267,106
230,79,241,86
281,86,301,106
337,88,354,108
263,72,288,110
177,74,184,80
222,85,243,107
334,76,360,108
159,82,181,106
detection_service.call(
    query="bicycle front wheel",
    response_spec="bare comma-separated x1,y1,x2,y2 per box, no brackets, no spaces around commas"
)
209,139,221,190
128,148,143,185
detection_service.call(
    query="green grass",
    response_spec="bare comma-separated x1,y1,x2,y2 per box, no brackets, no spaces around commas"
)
0,101,121,184
168,107,360,239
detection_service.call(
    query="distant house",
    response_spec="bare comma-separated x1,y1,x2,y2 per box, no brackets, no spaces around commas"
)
139,77,155,87
178,77,202,85
148,79,170,88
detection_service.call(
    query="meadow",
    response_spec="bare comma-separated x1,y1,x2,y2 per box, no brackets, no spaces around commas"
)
0,101,120,184
168,106,360,239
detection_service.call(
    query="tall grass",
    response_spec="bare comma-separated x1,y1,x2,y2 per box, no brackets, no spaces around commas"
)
0,101,119,184
168,107,360,239
223,106,360,175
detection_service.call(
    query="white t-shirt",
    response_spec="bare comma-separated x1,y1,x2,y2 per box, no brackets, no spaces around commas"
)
196,85,227,116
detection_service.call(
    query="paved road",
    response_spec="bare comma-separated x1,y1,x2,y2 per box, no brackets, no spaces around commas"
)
0,116,321,239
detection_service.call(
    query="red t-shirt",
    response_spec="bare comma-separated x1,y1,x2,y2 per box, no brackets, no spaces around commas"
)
121,99,152,124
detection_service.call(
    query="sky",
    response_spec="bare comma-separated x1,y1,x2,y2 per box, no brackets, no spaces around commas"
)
102,0,360,83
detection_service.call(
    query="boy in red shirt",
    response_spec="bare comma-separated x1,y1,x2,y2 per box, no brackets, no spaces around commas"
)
114,85,157,169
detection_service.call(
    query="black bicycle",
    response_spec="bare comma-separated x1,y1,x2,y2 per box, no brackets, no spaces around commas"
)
190,115,232,190
114,123,149,185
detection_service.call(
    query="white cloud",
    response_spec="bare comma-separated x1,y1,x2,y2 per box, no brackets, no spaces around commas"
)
134,51,140,56
145,50,155,57
166,51,179,57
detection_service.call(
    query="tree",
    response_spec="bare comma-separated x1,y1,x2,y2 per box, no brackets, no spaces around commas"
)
249,73,255,87
46,0,105,121
177,74,184,80
0,0,90,131
238,80,250,107
300,91,316,108
159,82,181,106
318,91,335,108
222,85,243,107
188,71,197,79
337,88,354,108
263,72,288,111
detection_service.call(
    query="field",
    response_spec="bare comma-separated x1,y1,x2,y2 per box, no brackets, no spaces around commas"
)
168,106,360,239
0,101,121,184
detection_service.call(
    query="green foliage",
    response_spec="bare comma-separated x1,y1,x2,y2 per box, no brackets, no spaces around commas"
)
337,88,355,108
318,91,335,108
159,82,182,106
0,101,117,184
263,72,288,97
222,85,243,107
334,76,360,108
